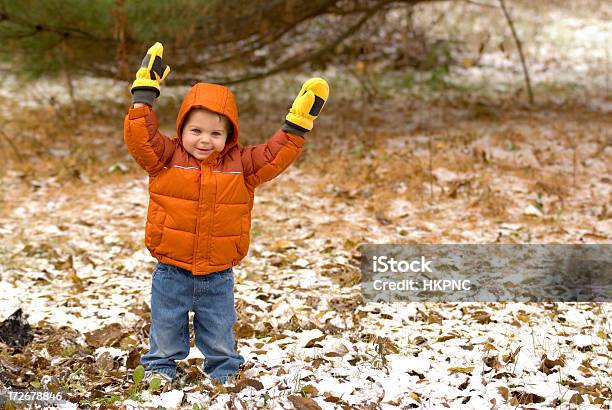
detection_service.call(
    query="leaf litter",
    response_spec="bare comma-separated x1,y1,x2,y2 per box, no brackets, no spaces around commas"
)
0,113,609,407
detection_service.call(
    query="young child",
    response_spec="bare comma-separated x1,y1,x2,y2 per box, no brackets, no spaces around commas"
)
123,43,329,385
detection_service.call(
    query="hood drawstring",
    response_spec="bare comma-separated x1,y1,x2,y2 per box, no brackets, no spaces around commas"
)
194,168,201,182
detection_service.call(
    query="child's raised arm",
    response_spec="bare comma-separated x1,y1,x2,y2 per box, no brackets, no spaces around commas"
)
241,78,329,189
123,42,177,177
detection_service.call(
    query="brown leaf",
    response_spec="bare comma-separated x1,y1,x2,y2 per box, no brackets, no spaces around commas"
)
471,311,492,324
304,335,325,348
32,356,50,370
95,351,114,372
128,301,150,319
413,336,427,345
408,391,422,403
323,394,342,403
312,358,329,369
288,395,322,410
234,323,254,339
324,342,349,357
119,335,137,350
510,390,545,404
268,333,289,342
492,371,514,379
516,311,531,323
437,334,458,342
539,354,565,375
497,386,509,400
228,378,264,393
426,311,443,325
483,355,502,370
84,323,124,348
448,367,474,375
126,348,141,369
568,393,584,404
502,346,522,364
405,370,425,380
300,384,319,396
482,342,498,352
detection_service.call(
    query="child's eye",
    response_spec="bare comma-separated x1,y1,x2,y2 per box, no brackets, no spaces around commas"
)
191,129,200,134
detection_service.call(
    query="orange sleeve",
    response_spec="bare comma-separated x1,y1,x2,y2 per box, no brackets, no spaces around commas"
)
240,129,305,189
123,105,178,176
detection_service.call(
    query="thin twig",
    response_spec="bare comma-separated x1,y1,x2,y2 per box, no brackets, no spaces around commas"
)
498,0,534,104
170,7,379,86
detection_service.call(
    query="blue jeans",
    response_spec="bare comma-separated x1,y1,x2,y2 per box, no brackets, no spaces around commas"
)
140,262,245,383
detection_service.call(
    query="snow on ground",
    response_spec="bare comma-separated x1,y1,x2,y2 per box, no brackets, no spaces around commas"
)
0,159,610,408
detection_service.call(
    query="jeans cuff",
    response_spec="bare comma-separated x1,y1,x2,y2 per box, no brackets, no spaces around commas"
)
147,367,176,380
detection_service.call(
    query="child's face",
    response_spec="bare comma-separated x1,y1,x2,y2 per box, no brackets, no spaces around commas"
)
182,109,229,160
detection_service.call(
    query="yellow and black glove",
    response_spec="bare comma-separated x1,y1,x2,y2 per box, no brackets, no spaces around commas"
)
282,77,329,136
131,42,171,106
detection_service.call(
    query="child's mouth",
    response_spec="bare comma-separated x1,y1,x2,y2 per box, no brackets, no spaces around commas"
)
196,148,212,155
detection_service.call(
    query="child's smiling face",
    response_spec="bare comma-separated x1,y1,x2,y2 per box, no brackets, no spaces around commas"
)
181,109,229,160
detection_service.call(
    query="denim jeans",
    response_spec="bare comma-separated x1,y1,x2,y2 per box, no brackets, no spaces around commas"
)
140,262,245,383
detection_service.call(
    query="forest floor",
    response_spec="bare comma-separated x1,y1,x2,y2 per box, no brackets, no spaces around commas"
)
0,1,611,409
0,92,610,409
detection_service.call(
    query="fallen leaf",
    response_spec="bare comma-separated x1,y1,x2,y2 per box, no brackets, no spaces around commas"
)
84,323,124,348
568,393,584,404
510,390,545,404
126,348,141,369
304,335,325,348
300,384,319,396
437,334,458,342
471,311,491,324
448,367,474,375
539,354,565,374
409,391,422,403
288,395,322,410
228,378,264,393
95,351,114,372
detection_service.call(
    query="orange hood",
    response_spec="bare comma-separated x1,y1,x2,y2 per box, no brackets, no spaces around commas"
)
175,83,240,157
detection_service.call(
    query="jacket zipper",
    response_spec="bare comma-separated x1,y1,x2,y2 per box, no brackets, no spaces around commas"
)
192,165,205,272
193,163,216,272
205,164,214,264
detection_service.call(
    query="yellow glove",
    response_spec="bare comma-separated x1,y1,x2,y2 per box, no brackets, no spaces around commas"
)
130,42,171,98
283,77,329,135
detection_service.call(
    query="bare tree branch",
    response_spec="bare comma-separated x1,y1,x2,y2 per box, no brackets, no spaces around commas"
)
498,0,534,104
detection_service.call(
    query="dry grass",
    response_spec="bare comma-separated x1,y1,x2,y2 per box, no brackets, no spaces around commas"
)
3,90,609,239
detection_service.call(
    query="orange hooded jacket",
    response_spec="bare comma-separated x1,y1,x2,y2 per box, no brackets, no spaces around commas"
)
123,83,304,275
